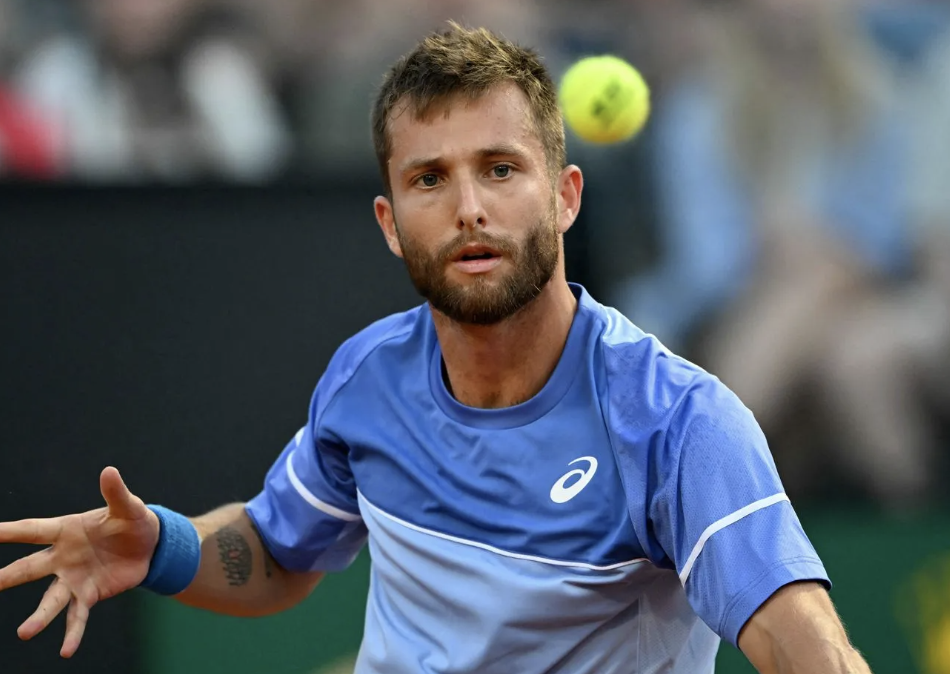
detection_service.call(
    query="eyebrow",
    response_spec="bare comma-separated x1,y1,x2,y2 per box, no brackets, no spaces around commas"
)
477,143,527,161
398,143,529,175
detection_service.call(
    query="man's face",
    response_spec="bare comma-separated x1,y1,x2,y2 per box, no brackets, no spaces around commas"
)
376,83,563,325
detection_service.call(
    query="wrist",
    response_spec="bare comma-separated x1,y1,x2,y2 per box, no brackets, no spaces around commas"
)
140,505,201,596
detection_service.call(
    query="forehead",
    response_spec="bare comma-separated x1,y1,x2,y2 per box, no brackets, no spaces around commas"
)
387,83,544,170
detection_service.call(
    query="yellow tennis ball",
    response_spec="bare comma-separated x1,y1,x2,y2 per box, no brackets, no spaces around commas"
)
559,55,651,145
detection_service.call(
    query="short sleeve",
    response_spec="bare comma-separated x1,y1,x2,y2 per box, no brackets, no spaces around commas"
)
648,377,830,645
246,376,367,573
602,358,832,647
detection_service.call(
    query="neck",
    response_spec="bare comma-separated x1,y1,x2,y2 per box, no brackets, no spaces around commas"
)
433,278,578,409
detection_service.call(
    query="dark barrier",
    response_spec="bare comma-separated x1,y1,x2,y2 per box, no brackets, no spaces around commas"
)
0,182,591,673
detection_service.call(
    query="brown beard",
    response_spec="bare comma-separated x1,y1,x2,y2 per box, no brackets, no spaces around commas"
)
396,207,560,325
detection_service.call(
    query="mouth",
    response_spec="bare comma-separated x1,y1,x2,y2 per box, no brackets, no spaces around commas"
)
450,244,504,274
452,244,503,263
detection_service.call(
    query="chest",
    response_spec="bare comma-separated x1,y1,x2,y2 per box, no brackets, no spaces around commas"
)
336,394,644,567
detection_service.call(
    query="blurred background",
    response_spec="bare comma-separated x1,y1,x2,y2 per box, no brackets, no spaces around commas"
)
2,0,950,672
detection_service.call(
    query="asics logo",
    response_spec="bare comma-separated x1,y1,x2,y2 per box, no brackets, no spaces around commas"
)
549,456,598,504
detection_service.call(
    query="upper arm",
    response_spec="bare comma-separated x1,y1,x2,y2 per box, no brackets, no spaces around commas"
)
661,378,829,644
245,369,368,574
609,359,830,645
738,581,865,674
241,503,326,592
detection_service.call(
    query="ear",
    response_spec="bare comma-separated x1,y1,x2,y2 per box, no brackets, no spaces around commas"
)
555,165,583,235
374,195,403,258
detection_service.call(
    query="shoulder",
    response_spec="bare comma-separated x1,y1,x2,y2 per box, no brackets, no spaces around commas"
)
594,302,707,416
314,305,425,407
592,301,760,457
328,305,423,379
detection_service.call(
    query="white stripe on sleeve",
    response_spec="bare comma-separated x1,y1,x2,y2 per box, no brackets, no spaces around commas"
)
285,452,362,522
679,492,790,584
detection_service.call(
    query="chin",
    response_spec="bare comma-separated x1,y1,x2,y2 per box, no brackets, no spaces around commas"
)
455,272,510,292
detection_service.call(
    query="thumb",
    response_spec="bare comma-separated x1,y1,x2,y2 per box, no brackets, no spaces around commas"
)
100,467,146,520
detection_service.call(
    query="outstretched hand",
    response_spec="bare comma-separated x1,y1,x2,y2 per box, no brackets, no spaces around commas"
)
0,467,160,658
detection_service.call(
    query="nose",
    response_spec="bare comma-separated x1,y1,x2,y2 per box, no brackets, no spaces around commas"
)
454,177,487,231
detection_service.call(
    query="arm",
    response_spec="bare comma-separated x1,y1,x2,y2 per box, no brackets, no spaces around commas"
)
611,369,837,649
0,468,325,659
1,351,366,657
173,503,323,617
176,347,368,612
739,582,872,674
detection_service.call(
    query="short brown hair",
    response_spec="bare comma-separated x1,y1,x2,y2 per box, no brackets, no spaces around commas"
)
372,22,566,196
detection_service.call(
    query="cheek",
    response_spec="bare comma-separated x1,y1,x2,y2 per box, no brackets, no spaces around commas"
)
394,217,443,262
394,197,447,237
397,197,465,245
514,190,556,228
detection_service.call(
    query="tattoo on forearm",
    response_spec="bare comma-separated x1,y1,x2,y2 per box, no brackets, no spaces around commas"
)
216,526,253,586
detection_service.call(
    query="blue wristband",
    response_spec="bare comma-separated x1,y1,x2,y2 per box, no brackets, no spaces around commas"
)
140,505,201,596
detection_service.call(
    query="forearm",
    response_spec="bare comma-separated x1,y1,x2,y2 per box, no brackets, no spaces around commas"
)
172,503,323,617
763,640,872,674
740,583,874,674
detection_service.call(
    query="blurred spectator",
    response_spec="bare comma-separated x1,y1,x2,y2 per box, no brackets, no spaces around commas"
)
802,6,950,511
614,0,941,509
239,0,549,176
2,0,946,510
862,0,950,68
0,83,61,180
904,15,950,416
0,0,60,179
14,0,290,182
568,0,700,311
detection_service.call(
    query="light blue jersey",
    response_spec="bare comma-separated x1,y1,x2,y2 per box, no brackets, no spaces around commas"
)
246,284,829,673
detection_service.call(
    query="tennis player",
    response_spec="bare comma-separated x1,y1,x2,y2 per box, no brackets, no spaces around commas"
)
0,24,873,673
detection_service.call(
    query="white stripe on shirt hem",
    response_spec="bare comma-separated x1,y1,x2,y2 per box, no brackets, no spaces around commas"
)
358,490,647,572
286,453,362,522
678,492,790,585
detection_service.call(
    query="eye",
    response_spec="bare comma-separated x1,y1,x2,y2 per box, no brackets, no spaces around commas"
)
492,165,512,179
418,174,440,188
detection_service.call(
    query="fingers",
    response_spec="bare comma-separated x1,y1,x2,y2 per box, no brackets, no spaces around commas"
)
60,596,90,659
0,518,62,545
17,579,96,659
0,548,54,592
100,467,146,520
17,577,71,641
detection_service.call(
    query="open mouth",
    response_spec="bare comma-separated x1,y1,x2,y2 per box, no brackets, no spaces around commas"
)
452,244,502,262
451,244,504,273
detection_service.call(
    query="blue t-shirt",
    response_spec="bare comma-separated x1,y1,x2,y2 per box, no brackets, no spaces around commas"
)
246,284,828,673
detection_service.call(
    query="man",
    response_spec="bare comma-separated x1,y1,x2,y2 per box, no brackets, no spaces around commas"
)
0,23,872,673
